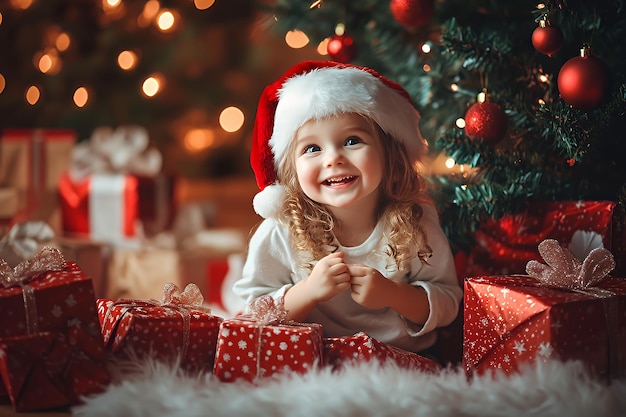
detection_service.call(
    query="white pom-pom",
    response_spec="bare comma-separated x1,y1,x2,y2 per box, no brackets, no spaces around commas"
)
253,184,287,219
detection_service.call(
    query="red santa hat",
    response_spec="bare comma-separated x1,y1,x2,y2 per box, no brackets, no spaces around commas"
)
250,60,427,219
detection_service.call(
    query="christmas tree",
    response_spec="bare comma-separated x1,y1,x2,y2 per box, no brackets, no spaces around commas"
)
0,0,302,178
259,0,626,252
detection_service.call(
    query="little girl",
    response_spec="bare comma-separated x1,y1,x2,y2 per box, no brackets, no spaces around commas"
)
233,61,462,354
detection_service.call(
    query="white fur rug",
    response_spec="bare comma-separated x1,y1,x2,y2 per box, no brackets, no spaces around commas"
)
72,358,626,417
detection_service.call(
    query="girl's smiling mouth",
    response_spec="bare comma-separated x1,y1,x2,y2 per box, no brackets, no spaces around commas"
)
323,175,356,186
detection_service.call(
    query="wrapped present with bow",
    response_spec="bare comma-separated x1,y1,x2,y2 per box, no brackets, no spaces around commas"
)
0,246,109,410
97,282,222,373
213,295,324,383
323,332,441,373
58,125,175,244
461,200,626,279
463,239,626,380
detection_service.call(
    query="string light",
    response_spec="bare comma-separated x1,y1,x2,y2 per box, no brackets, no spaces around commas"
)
334,23,345,36
317,38,329,55
219,106,245,133
38,53,53,73
55,33,70,51
118,50,138,70
455,117,466,128
142,75,163,97
445,158,456,169
73,87,89,107
184,128,215,152
138,0,160,27
421,43,431,53
11,0,33,10
194,0,215,10
285,30,309,48
25,85,40,105
157,10,177,32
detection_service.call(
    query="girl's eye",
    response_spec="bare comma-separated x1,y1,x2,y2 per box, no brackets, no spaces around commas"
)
345,136,361,146
303,144,321,153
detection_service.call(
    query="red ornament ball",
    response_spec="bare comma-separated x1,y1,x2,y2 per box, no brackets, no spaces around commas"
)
464,101,508,145
327,34,358,63
532,24,563,56
390,0,434,28
557,51,608,111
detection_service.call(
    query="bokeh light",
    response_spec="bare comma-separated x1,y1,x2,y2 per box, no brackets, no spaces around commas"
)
73,87,89,107
142,75,162,97
118,50,138,70
194,0,215,10
157,10,177,32
219,106,245,132
56,32,70,51
184,128,215,152
285,30,309,49
26,85,40,105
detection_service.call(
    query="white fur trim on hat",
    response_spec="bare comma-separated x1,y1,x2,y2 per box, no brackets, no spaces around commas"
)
269,66,426,172
253,184,287,219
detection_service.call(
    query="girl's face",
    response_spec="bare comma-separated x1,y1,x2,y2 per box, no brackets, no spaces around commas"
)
293,113,384,214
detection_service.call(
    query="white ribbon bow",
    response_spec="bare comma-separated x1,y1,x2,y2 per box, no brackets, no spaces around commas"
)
69,125,162,181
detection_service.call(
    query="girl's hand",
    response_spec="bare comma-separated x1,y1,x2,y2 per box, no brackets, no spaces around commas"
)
305,252,351,302
347,264,395,310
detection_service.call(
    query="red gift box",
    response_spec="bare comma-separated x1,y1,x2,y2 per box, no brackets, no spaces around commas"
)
97,283,222,373
323,332,441,373
58,172,139,242
0,255,102,339
212,296,323,383
0,247,108,407
463,274,626,379
0,327,109,412
463,201,626,278
213,317,324,383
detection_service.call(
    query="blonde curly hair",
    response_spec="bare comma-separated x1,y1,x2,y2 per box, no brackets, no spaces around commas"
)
275,114,432,272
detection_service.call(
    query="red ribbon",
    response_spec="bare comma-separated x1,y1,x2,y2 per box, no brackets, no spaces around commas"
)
0,246,66,334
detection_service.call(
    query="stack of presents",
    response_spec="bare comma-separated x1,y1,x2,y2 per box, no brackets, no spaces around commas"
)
1,128,625,412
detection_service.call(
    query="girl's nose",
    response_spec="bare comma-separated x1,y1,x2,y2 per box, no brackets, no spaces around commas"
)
324,147,344,167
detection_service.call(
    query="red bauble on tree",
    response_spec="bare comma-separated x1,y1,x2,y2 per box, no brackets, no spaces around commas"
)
532,19,563,57
390,0,434,28
557,46,608,111
464,97,508,146
327,33,358,63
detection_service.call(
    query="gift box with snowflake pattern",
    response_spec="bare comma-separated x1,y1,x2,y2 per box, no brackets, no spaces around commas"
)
0,260,103,340
463,274,626,380
324,332,441,372
97,283,222,373
213,316,324,383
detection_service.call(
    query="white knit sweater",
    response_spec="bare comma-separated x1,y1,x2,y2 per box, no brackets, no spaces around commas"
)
233,204,462,353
